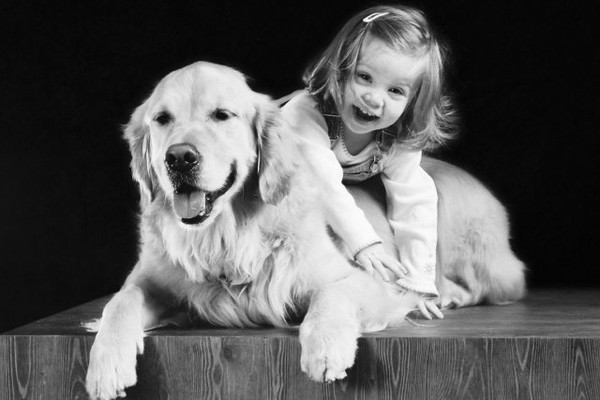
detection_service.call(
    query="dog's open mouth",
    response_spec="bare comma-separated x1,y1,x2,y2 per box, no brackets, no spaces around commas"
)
172,164,237,225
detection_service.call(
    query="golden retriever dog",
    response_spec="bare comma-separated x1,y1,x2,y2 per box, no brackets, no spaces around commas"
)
85,61,525,399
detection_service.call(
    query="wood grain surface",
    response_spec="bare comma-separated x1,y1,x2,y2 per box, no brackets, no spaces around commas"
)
2,289,600,399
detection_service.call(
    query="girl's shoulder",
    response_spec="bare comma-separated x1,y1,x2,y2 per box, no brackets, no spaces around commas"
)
280,90,330,147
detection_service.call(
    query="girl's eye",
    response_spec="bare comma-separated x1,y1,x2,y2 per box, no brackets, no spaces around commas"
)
153,110,173,126
357,73,371,82
389,87,405,96
212,108,236,121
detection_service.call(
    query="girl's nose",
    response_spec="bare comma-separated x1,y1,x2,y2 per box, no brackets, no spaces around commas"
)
363,91,383,108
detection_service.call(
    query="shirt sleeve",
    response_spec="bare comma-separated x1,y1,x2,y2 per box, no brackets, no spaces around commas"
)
281,91,382,256
380,146,439,297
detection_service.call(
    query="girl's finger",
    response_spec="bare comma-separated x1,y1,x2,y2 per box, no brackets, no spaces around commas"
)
381,257,406,277
371,259,390,281
356,256,374,274
418,302,432,320
395,260,408,275
426,302,444,319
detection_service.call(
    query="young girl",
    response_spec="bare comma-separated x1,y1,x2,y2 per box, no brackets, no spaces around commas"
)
281,5,455,319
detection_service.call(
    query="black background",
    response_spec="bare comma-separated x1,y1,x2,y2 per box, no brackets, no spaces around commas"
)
1,0,598,332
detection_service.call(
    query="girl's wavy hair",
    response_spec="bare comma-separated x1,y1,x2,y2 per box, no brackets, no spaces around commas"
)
303,4,456,151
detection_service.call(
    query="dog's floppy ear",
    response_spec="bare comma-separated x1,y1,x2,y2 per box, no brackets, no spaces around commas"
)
254,96,297,205
123,100,156,207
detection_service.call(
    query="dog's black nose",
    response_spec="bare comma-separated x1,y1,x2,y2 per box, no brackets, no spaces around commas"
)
165,143,200,172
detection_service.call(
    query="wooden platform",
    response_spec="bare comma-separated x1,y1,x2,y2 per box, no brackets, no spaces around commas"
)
2,289,600,399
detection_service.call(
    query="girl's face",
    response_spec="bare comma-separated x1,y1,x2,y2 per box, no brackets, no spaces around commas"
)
340,33,426,135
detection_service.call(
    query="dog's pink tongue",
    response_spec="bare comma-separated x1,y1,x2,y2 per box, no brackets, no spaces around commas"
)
173,191,206,219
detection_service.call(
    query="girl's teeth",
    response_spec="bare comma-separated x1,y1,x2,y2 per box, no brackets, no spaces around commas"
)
354,105,378,120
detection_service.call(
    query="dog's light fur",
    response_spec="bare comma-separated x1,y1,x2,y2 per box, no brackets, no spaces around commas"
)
85,61,525,400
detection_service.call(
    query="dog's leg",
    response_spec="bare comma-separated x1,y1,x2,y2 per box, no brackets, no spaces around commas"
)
86,282,163,400
299,270,405,382
300,278,361,382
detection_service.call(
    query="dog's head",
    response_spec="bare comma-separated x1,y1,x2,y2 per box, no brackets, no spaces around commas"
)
124,62,295,227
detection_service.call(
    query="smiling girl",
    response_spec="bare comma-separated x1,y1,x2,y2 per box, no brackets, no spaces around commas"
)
281,5,455,319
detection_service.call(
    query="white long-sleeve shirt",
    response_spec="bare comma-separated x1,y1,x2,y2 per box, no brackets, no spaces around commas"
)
281,91,438,297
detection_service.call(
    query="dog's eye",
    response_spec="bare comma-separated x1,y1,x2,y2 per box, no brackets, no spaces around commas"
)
212,108,235,122
154,111,173,126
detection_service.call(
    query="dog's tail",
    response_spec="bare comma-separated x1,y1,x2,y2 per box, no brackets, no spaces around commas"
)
427,157,527,308
479,240,527,305
437,211,527,308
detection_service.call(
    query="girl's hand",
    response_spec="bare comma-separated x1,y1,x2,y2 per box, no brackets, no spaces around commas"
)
355,243,407,281
416,298,444,320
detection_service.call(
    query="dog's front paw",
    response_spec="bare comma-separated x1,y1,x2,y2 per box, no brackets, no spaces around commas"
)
299,319,359,382
86,332,144,400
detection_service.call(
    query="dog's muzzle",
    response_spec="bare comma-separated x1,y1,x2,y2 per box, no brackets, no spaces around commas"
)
165,143,237,225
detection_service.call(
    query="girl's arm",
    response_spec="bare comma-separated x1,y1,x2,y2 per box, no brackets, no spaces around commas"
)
380,147,443,319
380,147,439,296
281,92,403,277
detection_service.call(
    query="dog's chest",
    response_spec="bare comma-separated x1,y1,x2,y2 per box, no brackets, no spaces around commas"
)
162,219,296,285
202,230,296,283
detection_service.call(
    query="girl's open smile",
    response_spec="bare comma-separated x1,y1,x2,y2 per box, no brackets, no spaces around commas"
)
353,105,380,122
